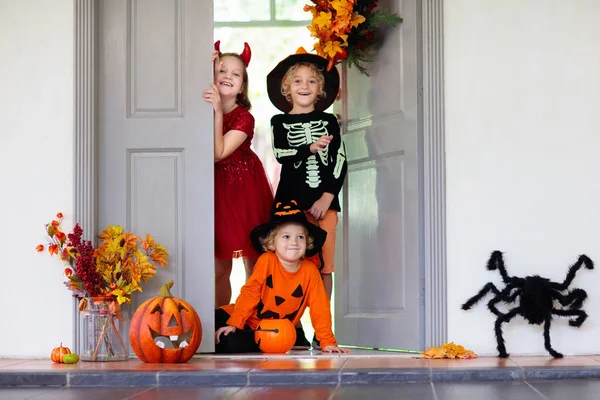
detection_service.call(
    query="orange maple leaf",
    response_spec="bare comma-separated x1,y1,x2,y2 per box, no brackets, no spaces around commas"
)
56,212,63,219
36,244,44,252
314,11,333,29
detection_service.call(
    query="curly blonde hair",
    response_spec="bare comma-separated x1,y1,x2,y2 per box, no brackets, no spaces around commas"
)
280,62,326,106
259,222,315,254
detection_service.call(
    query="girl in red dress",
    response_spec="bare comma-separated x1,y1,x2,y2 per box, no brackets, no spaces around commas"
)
203,41,273,307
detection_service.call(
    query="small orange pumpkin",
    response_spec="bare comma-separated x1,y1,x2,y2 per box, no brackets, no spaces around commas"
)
129,280,202,363
254,319,296,353
50,343,71,363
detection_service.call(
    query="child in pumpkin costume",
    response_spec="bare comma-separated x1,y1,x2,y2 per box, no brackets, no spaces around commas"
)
214,200,349,354
266,49,348,349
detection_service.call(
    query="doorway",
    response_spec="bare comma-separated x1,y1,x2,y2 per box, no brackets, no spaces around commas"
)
75,0,446,354
214,1,326,344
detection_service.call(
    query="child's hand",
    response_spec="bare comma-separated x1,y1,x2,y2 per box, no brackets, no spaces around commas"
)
212,50,223,77
215,325,236,344
202,83,222,113
310,135,333,153
322,345,351,354
309,194,333,220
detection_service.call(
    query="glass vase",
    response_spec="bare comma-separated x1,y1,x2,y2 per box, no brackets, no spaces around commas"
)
79,296,130,362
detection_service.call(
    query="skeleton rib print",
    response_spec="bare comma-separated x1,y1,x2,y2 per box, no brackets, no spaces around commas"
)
281,120,330,188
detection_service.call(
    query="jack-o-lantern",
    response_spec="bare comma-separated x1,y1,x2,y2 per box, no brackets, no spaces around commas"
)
129,280,202,363
254,318,296,353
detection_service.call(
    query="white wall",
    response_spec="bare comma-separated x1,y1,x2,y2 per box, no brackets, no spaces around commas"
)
445,0,600,356
0,1,74,357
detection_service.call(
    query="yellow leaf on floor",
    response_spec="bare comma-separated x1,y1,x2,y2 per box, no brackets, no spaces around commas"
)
419,342,477,359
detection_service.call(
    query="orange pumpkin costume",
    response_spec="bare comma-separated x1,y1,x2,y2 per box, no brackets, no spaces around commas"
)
219,252,338,351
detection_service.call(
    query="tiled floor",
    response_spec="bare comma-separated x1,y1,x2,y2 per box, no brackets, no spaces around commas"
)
3,381,600,399
3,351,600,398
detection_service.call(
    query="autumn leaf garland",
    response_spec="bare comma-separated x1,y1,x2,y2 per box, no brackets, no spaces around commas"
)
305,0,403,75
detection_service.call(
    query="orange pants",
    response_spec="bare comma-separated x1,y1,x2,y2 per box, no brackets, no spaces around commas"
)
305,210,338,274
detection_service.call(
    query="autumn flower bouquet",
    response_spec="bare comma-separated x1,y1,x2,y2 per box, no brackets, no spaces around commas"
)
37,213,169,306
37,213,169,361
305,0,403,75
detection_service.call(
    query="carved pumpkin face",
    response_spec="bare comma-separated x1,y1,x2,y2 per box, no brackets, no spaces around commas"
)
274,200,302,216
256,273,305,322
254,318,296,353
130,281,202,363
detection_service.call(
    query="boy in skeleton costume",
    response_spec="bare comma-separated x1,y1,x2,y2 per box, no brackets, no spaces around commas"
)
267,48,347,349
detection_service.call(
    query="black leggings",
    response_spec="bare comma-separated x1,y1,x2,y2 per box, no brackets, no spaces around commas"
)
214,308,260,354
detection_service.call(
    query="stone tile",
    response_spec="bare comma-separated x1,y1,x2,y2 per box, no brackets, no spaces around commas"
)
68,372,157,387
510,356,600,367
0,360,31,368
429,357,518,369
232,386,334,399
165,359,265,371
0,388,57,400
252,358,346,371
433,381,545,400
331,383,437,400
77,361,164,371
340,357,430,385
342,357,429,369
530,379,600,400
431,368,523,382
128,387,243,399
247,371,339,386
523,367,600,381
340,370,430,385
158,371,248,387
0,360,83,371
26,387,148,400
0,372,66,387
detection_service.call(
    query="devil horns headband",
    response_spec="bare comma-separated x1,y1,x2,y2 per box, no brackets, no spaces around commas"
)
214,40,251,67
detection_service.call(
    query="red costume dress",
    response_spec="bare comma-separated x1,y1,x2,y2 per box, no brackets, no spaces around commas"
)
214,105,273,260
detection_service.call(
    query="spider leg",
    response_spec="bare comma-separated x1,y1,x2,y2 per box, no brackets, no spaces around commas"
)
543,317,563,358
556,288,587,309
507,288,521,302
487,286,520,316
553,308,588,327
494,307,520,358
487,296,505,316
462,282,503,310
552,255,594,291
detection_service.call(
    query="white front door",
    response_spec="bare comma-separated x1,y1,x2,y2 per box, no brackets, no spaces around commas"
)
334,0,423,350
98,0,215,352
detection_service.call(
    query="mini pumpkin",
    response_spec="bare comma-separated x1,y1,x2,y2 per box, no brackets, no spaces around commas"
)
129,280,202,363
50,343,71,363
254,318,296,353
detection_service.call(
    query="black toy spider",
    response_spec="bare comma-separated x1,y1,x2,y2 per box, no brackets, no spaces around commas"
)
462,251,594,358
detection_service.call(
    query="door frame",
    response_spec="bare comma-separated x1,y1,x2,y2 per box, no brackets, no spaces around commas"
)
420,0,447,348
72,0,447,349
